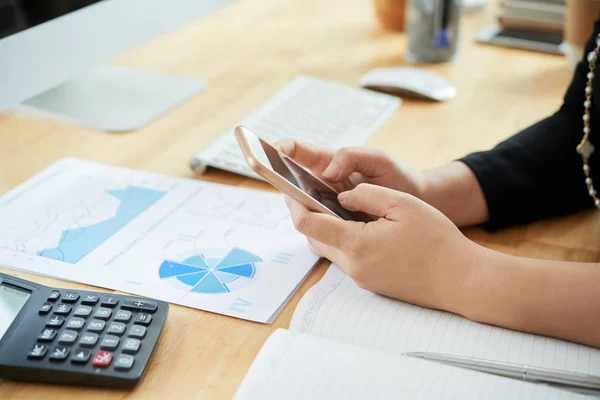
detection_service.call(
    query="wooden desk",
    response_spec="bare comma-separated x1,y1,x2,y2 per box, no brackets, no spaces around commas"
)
1,0,598,398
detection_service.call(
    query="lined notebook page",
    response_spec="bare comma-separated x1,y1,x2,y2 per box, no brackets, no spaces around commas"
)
290,266,600,376
234,329,592,400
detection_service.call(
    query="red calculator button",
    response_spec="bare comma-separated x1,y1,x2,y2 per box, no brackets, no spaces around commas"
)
92,350,113,368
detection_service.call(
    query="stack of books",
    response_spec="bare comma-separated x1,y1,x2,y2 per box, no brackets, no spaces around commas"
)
497,0,566,34
476,0,566,54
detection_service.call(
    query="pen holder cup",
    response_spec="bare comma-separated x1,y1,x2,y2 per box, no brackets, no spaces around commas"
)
405,0,462,63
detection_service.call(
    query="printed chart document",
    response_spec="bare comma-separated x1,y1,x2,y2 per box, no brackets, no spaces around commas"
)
0,158,318,323
234,266,600,398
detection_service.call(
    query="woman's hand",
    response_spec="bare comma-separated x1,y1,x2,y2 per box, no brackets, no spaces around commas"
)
287,184,600,348
276,139,489,227
285,183,482,313
276,139,426,197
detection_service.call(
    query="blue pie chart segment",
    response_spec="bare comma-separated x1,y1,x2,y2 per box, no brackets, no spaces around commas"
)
215,248,262,269
159,248,261,294
216,263,255,278
158,259,207,278
191,271,229,294
176,271,209,286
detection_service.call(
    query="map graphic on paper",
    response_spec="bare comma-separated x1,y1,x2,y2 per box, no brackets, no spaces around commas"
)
0,158,318,323
159,248,261,294
38,186,165,263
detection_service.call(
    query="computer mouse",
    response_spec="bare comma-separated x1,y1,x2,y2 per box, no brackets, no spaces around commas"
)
358,67,457,101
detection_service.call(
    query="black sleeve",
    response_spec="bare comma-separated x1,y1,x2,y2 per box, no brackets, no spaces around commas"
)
459,16,600,231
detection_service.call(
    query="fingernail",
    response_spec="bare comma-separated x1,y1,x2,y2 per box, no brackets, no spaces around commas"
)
323,163,340,179
338,191,349,203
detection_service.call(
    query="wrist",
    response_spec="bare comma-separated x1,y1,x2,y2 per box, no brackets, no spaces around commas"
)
418,163,459,205
419,161,489,227
455,245,523,325
435,237,488,317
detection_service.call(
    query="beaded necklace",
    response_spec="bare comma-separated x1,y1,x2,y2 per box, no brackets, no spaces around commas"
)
577,37,600,208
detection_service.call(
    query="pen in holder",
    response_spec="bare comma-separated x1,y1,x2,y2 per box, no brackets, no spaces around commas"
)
406,0,462,63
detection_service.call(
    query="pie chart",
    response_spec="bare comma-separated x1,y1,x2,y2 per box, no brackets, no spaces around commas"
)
158,248,261,294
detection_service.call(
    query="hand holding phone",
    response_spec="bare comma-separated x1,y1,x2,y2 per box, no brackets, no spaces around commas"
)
234,126,373,222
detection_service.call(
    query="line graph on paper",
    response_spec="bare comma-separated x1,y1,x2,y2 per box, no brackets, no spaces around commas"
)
234,197,291,229
184,186,294,232
184,189,248,220
0,174,172,264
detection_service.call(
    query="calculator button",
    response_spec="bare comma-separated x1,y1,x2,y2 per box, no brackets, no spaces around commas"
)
121,299,158,313
100,296,119,308
94,307,112,320
55,303,72,315
127,325,146,339
107,322,127,336
113,310,131,322
49,346,70,361
92,350,113,368
122,338,141,354
46,315,65,328
81,294,99,305
114,354,135,371
38,302,53,315
38,328,57,342
87,319,106,333
47,290,60,302
100,335,120,351
134,313,152,326
73,305,92,318
66,317,86,331
79,332,99,347
71,349,91,364
58,330,78,345
62,292,79,303
28,344,47,359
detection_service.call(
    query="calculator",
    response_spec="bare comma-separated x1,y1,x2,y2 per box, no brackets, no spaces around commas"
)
0,272,169,387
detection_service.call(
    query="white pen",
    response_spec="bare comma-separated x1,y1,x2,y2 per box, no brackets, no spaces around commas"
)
405,352,600,392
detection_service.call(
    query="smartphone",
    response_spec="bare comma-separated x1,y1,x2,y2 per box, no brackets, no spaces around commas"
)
234,125,373,223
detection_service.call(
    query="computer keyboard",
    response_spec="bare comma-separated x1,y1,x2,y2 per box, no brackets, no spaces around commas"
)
190,75,401,179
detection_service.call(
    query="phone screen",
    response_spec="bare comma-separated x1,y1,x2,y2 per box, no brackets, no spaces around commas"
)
257,138,373,222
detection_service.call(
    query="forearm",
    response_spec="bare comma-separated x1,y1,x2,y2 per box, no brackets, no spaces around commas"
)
422,113,595,230
420,161,489,227
461,246,600,348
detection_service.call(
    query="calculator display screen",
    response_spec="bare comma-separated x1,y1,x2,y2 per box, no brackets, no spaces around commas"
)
0,284,31,340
